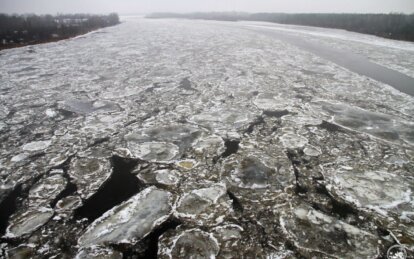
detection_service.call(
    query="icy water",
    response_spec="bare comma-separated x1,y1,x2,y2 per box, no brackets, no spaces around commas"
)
246,25,414,96
0,17,414,258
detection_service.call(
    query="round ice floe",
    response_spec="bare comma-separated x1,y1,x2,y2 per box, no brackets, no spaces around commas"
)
160,229,220,259
279,133,308,149
92,100,109,109
175,159,197,170
253,94,291,111
127,141,179,162
229,157,273,189
384,155,409,166
125,124,202,150
193,135,225,156
325,170,412,215
75,246,123,259
176,183,232,225
82,114,125,135
7,110,33,124
137,169,180,186
303,145,322,157
280,204,380,258
22,140,52,151
212,224,243,241
5,207,54,238
69,157,112,199
318,101,414,145
155,170,180,186
28,173,67,206
62,99,119,114
189,108,254,132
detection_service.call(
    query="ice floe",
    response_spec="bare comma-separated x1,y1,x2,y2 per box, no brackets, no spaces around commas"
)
78,187,172,246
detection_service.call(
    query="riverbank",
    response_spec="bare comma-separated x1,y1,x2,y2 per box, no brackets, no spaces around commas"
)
1,31,96,50
0,13,120,50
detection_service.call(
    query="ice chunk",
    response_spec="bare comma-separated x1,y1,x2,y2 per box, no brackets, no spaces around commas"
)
49,154,70,167
137,169,180,186
282,114,322,126
189,108,255,133
127,141,179,162
125,124,202,152
69,157,112,200
280,204,380,258
5,207,54,238
212,224,243,241
56,195,83,214
318,101,414,145
11,153,28,162
6,244,36,258
155,170,180,186
78,187,171,246
176,183,232,225
303,145,322,156
324,170,412,215
175,159,197,170
22,140,51,151
229,157,273,189
28,173,67,206
75,246,123,259
192,135,225,157
158,229,219,259
82,113,126,135
62,99,119,114
45,108,57,117
279,133,308,149
211,224,246,258
253,93,295,112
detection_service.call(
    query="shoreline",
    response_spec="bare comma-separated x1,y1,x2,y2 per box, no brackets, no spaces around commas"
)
0,24,119,51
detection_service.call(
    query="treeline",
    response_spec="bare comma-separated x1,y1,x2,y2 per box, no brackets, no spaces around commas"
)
147,12,414,42
0,13,120,50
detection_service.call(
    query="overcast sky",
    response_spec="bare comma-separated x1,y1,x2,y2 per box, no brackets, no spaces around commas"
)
2,0,414,14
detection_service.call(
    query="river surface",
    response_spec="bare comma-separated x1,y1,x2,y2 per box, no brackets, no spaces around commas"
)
244,24,414,96
0,17,413,258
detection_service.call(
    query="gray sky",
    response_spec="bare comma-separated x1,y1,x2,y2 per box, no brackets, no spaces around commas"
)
1,0,414,14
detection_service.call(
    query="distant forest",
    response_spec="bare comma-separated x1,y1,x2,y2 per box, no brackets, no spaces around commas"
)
147,12,414,42
0,13,120,50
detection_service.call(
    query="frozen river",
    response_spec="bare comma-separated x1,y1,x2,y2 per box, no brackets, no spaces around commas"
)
0,17,414,258
243,23,414,96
